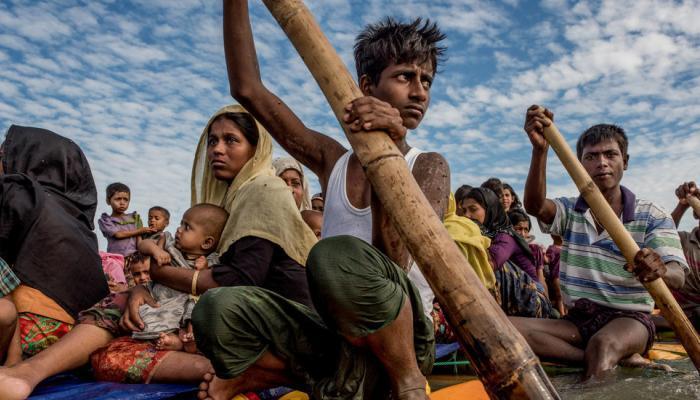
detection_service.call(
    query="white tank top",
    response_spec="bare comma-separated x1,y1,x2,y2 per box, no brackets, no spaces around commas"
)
321,147,424,242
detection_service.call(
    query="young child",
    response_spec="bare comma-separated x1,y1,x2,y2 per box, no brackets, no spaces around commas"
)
514,106,688,379
135,203,228,354
129,253,152,286
143,206,171,242
311,193,324,213
509,209,547,292
670,181,700,331
301,209,323,239
98,183,155,256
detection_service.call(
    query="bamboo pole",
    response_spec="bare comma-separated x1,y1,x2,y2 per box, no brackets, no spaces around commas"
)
541,119,700,372
688,196,700,217
260,1,560,398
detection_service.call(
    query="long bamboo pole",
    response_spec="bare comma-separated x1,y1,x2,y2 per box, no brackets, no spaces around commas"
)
260,1,560,398
541,119,700,372
688,196,700,217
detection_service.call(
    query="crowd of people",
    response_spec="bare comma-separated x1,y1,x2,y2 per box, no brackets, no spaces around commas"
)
0,1,698,399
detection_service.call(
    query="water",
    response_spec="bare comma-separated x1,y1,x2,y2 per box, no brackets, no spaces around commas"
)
551,360,700,400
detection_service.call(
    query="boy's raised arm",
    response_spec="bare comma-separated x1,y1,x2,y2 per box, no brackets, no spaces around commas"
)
523,105,557,224
671,181,697,227
223,0,345,185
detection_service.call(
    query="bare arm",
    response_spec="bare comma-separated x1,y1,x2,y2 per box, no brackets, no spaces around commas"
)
371,152,450,268
663,261,686,290
671,181,698,227
149,264,219,294
223,0,345,188
113,227,152,240
523,105,557,224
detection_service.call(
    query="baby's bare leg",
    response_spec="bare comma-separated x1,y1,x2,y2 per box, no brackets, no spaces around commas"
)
0,298,18,363
156,332,184,351
180,323,198,354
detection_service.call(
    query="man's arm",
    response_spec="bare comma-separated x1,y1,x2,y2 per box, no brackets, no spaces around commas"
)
523,105,557,224
223,0,345,187
371,152,450,268
671,181,698,227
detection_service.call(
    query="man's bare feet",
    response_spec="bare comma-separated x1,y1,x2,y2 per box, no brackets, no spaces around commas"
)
620,353,674,372
197,372,240,400
155,332,184,351
0,365,38,400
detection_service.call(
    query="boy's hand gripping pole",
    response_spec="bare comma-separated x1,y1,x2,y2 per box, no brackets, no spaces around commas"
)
541,114,700,372
260,1,561,398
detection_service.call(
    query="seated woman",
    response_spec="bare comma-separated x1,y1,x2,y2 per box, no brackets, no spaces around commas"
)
0,105,318,399
0,126,109,367
462,187,556,318
273,156,311,211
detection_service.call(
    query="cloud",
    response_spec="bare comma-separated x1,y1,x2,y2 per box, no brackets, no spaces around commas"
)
0,0,697,251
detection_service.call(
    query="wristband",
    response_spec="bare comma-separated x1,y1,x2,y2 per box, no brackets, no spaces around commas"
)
191,270,200,296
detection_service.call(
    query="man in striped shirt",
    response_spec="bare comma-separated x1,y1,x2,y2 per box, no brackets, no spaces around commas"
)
511,105,688,380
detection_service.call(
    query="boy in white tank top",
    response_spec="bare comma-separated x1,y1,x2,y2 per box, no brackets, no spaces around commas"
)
223,4,450,399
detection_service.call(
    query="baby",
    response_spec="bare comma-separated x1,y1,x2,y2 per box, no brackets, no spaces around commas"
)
136,203,228,353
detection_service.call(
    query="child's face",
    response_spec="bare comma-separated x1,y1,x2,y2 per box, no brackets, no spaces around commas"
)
279,169,304,209
175,210,210,255
580,139,628,193
148,211,169,232
364,61,434,130
501,189,513,211
207,117,256,183
131,261,151,285
463,198,486,225
311,198,324,213
513,221,530,239
109,191,130,215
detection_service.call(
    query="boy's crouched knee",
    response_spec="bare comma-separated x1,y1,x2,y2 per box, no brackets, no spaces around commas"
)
0,299,17,329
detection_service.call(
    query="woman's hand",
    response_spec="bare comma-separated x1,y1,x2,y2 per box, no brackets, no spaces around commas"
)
119,285,159,332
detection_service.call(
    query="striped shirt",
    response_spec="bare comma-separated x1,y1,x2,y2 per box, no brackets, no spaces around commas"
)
673,228,700,314
540,186,688,313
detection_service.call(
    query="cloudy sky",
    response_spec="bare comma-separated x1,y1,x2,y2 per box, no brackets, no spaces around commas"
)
1,0,698,250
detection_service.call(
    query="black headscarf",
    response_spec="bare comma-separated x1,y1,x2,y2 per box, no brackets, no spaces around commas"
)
0,125,108,318
465,187,533,260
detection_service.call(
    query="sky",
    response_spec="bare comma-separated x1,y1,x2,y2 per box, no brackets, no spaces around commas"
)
0,0,698,250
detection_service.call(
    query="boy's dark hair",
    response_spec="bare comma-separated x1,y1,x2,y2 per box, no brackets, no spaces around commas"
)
502,183,522,209
454,184,473,204
354,17,446,85
129,251,148,265
209,112,259,146
508,209,531,229
576,124,628,160
149,206,170,220
106,182,130,200
480,178,503,199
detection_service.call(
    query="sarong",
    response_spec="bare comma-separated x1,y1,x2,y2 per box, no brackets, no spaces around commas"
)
495,261,556,318
18,312,73,358
192,235,434,399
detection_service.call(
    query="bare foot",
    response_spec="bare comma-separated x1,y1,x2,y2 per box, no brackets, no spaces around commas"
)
155,332,183,351
0,366,35,400
197,372,240,400
620,353,674,372
179,326,198,354
394,386,429,400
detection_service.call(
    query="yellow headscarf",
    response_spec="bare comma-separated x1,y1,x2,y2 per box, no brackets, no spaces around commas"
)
272,157,312,211
191,105,317,265
444,193,496,289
